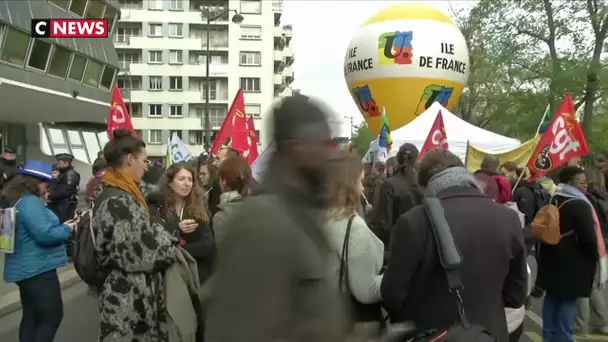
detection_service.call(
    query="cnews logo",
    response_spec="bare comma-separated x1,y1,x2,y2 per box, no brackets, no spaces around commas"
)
31,19,108,38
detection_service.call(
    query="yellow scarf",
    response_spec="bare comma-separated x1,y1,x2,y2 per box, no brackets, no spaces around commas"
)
101,168,149,211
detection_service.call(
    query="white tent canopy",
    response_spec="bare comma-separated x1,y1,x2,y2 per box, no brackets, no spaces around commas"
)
367,102,521,161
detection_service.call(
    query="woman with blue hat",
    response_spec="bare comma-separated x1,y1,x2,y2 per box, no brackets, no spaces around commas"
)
1,160,77,342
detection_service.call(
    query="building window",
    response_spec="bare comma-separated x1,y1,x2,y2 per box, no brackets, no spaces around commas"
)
169,0,183,10
189,52,228,65
169,105,183,117
149,76,162,90
85,0,104,19
168,23,183,37
148,23,163,37
239,51,261,66
240,0,261,14
117,78,142,90
115,27,141,44
68,54,87,81
0,28,30,66
240,78,260,92
27,40,52,71
128,103,142,117
169,76,182,90
68,0,87,16
208,105,229,127
117,51,141,70
48,45,72,78
83,60,103,87
245,104,262,119
169,50,183,64
100,66,116,89
48,0,69,10
170,130,183,140
149,0,163,10
189,130,203,145
148,50,163,64
148,104,162,117
240,25,261,40
118,0,143,9
149,129,162,143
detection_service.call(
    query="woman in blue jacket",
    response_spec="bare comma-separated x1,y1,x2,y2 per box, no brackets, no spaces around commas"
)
2,160,76,342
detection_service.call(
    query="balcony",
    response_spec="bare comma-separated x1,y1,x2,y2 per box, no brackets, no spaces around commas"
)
119,8,229,25
128,63,230,77
283,25,293,37
129,90,229,104
274,50,285,66
273,0,283,25
283,66,294,79
114,35,133,47
274,26,283,38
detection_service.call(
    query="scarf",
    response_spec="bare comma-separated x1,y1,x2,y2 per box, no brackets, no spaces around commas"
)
555,183,607,288
101,168,149,211
219,190,241,204
426,167,481,196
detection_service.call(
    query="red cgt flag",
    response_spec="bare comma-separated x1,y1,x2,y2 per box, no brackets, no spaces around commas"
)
210,88,249,156
418,110,449,161
527,93,589,180
245,115,259,165
107,85,136,139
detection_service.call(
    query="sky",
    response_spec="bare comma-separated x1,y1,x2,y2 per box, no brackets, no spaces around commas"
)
281,0,473,137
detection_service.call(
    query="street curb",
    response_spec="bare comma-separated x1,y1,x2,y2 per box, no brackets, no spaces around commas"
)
0,268,81,318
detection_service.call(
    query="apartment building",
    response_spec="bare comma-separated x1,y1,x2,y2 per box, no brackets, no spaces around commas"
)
114,0,295,160
0,0,120,186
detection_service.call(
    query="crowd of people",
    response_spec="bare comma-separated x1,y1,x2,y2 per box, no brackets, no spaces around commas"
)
1,95,608,342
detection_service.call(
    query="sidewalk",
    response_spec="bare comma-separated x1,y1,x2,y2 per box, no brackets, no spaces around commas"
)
0,265,81,318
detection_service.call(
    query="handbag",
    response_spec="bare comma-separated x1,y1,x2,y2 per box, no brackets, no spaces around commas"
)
339,215,384,323
394,197,497,342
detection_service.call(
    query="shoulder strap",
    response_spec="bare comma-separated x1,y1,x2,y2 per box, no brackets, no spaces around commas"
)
339,215,356,294
422,197,470,328
557,198,576,209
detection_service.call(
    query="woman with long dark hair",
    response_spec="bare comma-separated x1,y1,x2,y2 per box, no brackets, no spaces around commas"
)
2,161,76,342
148,162,216,283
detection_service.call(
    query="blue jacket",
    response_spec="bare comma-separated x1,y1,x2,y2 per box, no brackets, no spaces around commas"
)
3,193,71,283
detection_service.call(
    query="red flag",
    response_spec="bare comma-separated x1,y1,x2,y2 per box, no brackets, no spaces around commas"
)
245,115,259,165
418,110,449,161
527,94,589,180
107,85,136,139
210,89,249,156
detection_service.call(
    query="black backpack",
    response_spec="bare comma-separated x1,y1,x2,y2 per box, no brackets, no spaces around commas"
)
532,187,551,214
382,197,497,342
73,187,129,287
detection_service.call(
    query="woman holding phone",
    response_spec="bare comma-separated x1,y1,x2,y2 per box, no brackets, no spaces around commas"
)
2,160,77,342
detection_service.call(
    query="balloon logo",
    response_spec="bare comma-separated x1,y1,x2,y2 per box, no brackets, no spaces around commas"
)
344,3,470,135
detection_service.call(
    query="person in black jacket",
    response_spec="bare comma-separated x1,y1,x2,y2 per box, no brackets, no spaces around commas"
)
538,166,598,341
0,148,19,191
47,153,80,222
373,143,423,250
147,162,216,284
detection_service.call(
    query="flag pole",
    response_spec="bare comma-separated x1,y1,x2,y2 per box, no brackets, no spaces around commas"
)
535,104,550,136
463,140,470,168
511,168,526,195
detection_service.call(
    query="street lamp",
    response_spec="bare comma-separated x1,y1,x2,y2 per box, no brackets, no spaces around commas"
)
200,5,243,152
344,115,354,138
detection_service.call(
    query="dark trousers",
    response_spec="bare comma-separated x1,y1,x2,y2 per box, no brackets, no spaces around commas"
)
17,270,64,342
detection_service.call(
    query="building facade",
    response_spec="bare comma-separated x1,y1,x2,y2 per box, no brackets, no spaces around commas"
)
0,0,120,184
114,0,294,160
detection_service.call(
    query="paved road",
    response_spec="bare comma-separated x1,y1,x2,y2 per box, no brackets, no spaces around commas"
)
0,282,605,341
0,283,99,342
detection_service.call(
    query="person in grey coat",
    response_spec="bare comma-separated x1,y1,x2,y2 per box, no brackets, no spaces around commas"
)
206,96,348,342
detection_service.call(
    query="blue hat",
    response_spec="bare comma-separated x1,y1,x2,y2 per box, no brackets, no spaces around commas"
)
18,160,53,182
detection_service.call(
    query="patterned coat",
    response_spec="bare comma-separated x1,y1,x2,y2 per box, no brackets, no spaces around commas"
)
93,183,178,342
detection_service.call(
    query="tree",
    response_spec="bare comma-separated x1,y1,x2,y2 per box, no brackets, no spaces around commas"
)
350,123,374,158
451,0,608,149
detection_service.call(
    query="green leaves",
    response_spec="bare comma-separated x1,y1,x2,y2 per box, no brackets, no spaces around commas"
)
452,0,608,153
